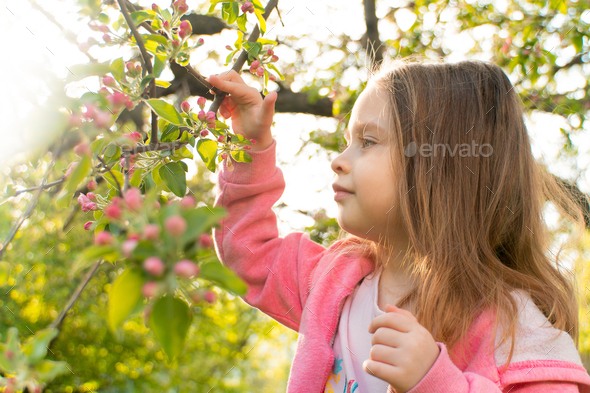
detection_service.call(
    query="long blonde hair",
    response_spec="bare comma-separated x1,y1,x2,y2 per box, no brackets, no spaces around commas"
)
328,54,588,370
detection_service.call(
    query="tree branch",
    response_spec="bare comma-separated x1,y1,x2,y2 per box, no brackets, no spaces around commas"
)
97,156,122,196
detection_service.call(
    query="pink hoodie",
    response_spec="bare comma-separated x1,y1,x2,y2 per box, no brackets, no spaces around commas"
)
212,139,590,393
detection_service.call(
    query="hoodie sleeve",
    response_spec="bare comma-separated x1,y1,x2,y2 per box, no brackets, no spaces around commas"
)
403,342,585,393
212,138,327,333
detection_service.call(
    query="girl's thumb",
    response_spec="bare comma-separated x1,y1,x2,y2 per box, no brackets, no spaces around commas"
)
261,91,278,126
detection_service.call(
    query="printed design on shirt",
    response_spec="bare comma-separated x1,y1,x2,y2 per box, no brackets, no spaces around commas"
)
325,355,358,393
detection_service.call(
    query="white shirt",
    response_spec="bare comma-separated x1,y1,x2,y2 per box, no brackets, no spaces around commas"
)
324,271,390,393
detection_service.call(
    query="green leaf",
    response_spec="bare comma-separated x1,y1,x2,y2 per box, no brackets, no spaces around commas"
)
196,139,218,172
171,145,193,160
200,260,247,296
243,41,262,58
103,170,124,191
161,123,180,142
181,206,226,247
267,63,284,80
108,268,144,332
161,8,172,22
148,296,192,361
236,13,247,31
254,8,266,35
103,143,121,165
228,2,239,24
140,74,155,91
56,155,92,208
0,261,11,288
130,168,145,188
142,34,169,46
257,38,277,45
98,12,110,23
22,328,59,365
231,150,252,163
34,360,69,382
159,162,187,197
156,80,171,88
90,138,109,156
130,10,156,26
71,245,120,278
65,62,112,83
146,99,184,125
151,163,170,192
110,58,125,81
154,54,168,78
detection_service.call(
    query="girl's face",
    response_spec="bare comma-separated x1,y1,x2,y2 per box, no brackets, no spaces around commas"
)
330,82,404,244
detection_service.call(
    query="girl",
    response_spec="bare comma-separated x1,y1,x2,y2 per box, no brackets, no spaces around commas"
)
206,55,590,393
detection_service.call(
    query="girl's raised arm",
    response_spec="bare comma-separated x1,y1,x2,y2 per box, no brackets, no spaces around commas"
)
212,138,328,332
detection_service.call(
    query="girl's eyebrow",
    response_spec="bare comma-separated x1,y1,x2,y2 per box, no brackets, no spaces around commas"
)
344,121,379,141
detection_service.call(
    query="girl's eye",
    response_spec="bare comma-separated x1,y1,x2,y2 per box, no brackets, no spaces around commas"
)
360,137,375,148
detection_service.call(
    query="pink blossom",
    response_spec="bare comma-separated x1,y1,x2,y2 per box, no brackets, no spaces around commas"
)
197,97,206,109
165,215,187,236
84,221,93,230
143,224,160,241
102,76,115,87
179,20,192,39
200,130,209,137
204,290,217,303
82,202,98,212
124,187,143,211
86,192,96,201
143,256,165,277
181,101,190,113
142,281,159,298
93,110,112,129
94,230,113,246
173,259,199,278
87,179,97,190
121,239,138,258
104,203,122,220
218,135,226,143
74,143,92,156
198,233,213,248
77,192,91,206
197,110,206,121
180,195,195,209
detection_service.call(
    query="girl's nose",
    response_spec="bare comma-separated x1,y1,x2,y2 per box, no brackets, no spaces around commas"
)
331,150,350,174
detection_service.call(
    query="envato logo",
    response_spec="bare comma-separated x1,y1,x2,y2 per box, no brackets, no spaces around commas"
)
403,141,493,157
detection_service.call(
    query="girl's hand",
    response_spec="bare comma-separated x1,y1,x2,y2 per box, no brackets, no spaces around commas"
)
365,304,440,393
206,70,278,152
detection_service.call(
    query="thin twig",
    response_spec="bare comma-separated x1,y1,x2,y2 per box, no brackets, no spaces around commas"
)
116,0,158,145
0,149,60,259
209,0,279,115
13,177,66,197
49,259,103,330
123,151,130,192
121,141,189,154
97,156,122,196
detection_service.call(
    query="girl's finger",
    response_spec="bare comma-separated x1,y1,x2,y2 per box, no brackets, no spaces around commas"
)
206,74,252,100
259,91,278,130
368,312,414,334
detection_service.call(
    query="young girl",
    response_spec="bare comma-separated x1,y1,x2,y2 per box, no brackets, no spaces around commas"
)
206,56,590,393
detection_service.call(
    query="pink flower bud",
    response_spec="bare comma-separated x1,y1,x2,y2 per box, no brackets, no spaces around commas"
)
197,110,206,121
244,144,251,150
84,221,93,230
163,20,170,29
204,290,217,303
143,256,165,277
174,0,189,14
218,135,226,143
244,1,253,11
271,55,279,62
78,41,90,52
128,233,141,241
125,100,136,111
103,34,111,42
221,152,228,160
267,49,274,56
93,110,112,129
250,138,257,144
78,193,91,206
207,122,216,129
143,224,160,241
173,259,199,278
197,97,206,109
142,281,159,298
198,233,213,248
154,201,161,209
99,25,109,33
94,230,113,246
98,87,110,95
165,215,187,236
200,129,209,137
172,39,180,48
88,22,100,31
125,131,142,142
269,73,276,82
206,111,216,121
121,239,138,258
180,195,195,209
251,60,260,68
82,202,97,212
225,45,232,50
179,20,192,39
256,67,265,76
107,91,129,107
86,192,96,201
74,143,92,156
181,101,190,113
124,187,143,211
87,179,97,190
197,37,204,45
68,113,84,128
152,3,159,12
104,202,122,220
84,104,97,119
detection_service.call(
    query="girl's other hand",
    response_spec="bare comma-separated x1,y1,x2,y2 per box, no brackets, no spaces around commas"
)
206,70,278,152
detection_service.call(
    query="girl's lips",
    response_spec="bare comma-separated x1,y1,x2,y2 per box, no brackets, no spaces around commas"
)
334,191,354,201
